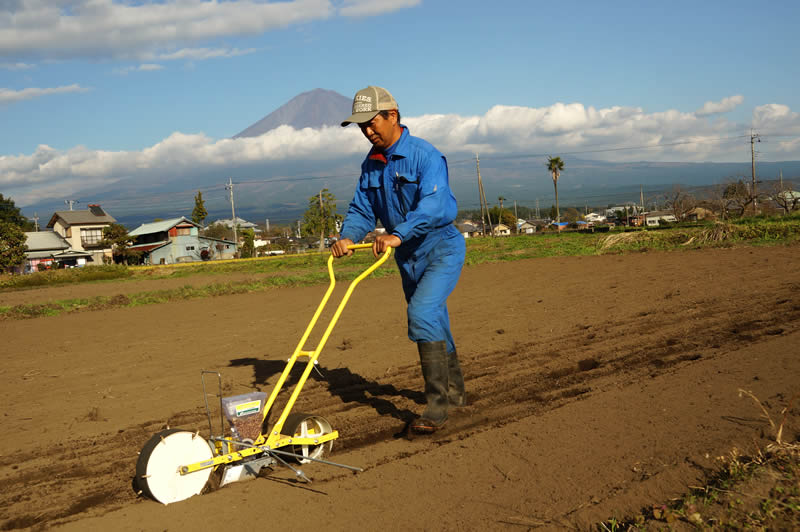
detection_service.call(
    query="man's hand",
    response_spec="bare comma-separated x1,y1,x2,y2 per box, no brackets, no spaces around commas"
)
373,234,402,258
330,238,355,258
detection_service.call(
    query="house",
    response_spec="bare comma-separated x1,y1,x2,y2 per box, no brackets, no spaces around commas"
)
457,222,480,238
491,223,511,236
518,221,537,234
210,217,261,232
128,217,237,265
645,210,678,227
47,204,116,264
19,231,93,273
686,207,716,222
584,212,607,224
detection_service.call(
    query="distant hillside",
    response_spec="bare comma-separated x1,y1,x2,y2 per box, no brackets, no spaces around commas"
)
233,88,351,137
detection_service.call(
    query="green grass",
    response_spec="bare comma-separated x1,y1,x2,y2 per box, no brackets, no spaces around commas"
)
2,216,799,320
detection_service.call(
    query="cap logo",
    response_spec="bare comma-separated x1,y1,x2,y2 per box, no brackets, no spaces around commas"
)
354,94,373,113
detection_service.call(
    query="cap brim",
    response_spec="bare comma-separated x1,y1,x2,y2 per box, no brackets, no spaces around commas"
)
340,110,380,127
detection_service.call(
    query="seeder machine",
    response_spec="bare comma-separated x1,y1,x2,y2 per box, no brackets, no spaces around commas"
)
136,244,391,504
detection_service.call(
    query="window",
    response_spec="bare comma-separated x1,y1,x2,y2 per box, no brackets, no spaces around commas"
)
186,246,195,251
80,228,103,245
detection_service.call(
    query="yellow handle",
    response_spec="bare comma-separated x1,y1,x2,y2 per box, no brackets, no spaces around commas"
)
258,243,391,444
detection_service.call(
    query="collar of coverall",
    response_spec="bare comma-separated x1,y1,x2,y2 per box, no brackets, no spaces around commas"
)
367,125,408,164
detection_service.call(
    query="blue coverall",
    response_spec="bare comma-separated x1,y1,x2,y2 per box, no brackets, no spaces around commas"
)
339,126,465,353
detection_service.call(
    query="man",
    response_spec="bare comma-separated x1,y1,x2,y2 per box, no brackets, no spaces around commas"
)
331,86,466,434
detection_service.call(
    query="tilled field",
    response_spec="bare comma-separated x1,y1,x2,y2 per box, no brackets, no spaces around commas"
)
1,245,799,530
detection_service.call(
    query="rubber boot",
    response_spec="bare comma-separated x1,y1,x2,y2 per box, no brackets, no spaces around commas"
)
410,341,449,434
448,350,467,407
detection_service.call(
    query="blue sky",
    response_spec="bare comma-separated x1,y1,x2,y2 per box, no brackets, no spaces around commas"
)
2,0,800,209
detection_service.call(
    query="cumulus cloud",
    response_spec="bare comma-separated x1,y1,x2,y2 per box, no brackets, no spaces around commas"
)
0,83,89,104
0,0,415,61
695,95,744,116
4,99,800,206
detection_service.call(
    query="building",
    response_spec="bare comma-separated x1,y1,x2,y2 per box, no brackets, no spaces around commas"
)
645,211,678,227
20,231,93,272
492,223,512,236
457,222,480,238
46,204,116,264
128,217,237,265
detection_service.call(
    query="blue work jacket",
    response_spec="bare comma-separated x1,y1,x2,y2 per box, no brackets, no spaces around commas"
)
340,126,460,263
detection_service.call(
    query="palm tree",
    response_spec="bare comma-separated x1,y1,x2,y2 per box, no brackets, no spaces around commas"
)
546,156,565,224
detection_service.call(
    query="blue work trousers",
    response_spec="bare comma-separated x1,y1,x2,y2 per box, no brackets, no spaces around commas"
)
398,230,465,354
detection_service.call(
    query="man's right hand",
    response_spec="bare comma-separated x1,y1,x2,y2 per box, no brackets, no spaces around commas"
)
330,238,355,258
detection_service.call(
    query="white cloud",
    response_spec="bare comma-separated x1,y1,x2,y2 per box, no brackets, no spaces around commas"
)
113,63,165,75
0,83,89,104
695,95,744,116
337,0,421,17
3,99,800,206
153,47,257,61
0,0,334,61
0,61,34,70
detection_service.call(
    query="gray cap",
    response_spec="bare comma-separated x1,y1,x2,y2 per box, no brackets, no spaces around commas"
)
341,86,398,126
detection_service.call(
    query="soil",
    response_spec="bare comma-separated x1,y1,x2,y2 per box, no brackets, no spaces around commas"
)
1,245,799,531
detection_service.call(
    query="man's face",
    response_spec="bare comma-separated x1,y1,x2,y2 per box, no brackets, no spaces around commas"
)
359,111,397,150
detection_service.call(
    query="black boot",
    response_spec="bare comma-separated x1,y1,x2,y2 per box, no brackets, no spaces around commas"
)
410,341,449,434
448,350,466,407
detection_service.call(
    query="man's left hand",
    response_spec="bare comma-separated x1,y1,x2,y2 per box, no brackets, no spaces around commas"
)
373,234,402,258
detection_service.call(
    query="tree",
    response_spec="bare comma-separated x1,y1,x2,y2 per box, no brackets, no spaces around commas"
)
722,179,755,217
101,223,139,264
664,185,696,221
203,223,231,241
562,207,581,223
0,194,33,230
548,204,558,221
546,156,565,223
768,180,800,215
302,188,342,253
192,191,208,226
239,228,255,258
487,206,516,228
0,222,27,273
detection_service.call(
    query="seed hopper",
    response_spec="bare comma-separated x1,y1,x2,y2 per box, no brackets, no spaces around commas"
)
136,244,392,504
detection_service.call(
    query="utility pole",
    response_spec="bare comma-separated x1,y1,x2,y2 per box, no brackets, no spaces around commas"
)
318,189,325,253
513,200,518,233
64,199,79,211
751,129,761,214
266,218,270,232
225,177,238,248
476,154,493,237
535,198,540,219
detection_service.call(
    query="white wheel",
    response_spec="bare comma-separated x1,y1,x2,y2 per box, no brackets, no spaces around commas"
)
136,429,213,505
283,413,333,464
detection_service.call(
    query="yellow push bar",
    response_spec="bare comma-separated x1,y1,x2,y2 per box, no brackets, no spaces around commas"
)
181,244,392,474
260,244,392,445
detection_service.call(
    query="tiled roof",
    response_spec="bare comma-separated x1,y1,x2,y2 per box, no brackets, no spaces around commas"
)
47,206,116,227
24,231,70,252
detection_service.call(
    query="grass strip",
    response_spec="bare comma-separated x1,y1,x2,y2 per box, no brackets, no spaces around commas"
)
2,216,799,320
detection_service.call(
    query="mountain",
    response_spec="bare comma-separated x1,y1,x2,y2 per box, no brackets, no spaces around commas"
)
233,88,351,137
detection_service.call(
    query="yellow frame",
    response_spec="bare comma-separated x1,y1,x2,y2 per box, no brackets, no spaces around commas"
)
181,244,392,475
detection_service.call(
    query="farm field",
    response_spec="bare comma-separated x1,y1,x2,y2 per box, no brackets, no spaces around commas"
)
1,244,799,530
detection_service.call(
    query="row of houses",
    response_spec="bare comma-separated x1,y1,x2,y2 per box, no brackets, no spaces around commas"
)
19,205,238,273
